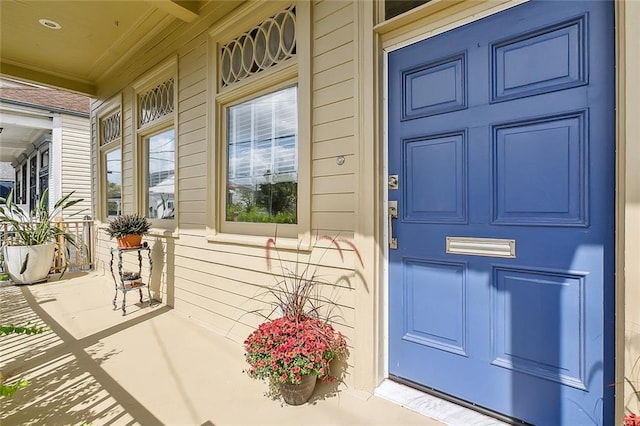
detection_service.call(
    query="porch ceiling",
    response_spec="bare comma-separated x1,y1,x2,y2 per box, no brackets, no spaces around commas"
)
0,1,203,96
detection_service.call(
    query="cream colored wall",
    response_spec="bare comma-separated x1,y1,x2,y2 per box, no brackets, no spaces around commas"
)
60,114,92,219
89,0,363,385
621,0,640,417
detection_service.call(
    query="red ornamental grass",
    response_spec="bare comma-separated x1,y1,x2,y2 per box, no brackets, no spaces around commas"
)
244,316,347,385
263,234,364,322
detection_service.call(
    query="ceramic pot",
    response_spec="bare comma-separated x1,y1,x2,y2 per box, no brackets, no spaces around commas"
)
3,243,55,284
278,374,317,405
117,234,143,249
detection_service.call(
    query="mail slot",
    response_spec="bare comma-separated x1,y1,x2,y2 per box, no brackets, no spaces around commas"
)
446,237,516,258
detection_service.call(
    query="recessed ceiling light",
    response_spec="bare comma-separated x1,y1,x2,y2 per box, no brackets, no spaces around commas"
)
39,19,62,30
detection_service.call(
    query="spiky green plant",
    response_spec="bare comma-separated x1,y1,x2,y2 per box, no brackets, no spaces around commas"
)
0,189,83,276
105,214,151,239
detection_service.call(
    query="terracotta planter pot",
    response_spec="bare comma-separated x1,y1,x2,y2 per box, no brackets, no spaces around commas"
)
117,234,143,249
278,374,317,405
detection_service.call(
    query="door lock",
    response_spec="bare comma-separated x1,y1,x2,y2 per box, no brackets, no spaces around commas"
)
388,174,399,190
388,200,398,249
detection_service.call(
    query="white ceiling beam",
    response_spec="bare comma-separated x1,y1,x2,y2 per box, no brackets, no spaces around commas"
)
150,0,200,23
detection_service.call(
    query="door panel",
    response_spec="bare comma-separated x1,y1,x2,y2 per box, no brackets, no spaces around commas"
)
388,1,614,425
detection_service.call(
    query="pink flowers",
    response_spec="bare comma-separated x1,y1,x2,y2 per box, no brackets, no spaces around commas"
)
624,414,640,426
244,316,348,385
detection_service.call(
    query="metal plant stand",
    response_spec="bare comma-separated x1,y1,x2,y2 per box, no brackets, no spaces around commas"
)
110,245,153,316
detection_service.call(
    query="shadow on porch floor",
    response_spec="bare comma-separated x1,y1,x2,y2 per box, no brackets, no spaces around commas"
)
0,272,444,426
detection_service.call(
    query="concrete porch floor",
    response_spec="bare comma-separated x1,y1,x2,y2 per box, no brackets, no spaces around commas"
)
0,272,446,426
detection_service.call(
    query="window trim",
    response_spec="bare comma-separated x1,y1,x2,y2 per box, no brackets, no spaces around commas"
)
207,1,311,246
132,57,178,234
96,95,123,221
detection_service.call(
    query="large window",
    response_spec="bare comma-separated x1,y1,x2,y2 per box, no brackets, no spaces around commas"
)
144,128,175,220
98,104,122,220
212,2,310,241
134,66,177,227
226,86,297,224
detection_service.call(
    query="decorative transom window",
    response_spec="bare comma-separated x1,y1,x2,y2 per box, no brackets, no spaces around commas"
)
101,111,121,145
220,5,296,88
138,78,175,127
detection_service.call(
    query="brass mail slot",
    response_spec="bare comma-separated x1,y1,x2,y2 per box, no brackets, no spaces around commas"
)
446,237,516,258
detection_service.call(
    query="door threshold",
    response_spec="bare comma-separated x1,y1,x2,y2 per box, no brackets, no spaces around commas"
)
375,379,517,426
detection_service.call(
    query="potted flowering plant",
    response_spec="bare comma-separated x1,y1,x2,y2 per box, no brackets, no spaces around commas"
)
244,316,347,405
243,235,362,405
625,413,640,426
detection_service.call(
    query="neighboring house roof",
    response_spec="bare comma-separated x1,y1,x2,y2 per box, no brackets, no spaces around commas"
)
0,78,89,114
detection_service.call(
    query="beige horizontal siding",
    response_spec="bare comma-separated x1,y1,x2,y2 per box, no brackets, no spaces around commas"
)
313,98,354,124
178,175,207,190
313,136,356,159
314,2,353,38
314,79,354,107
312,174,355,194
313,42,354,74
314,22,353,55
312,193,356,212
313,62,353,90
313,155,356,177
313,117,354,143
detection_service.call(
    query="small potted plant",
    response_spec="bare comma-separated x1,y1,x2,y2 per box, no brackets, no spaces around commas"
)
120,271,142,288
243,235,362,405
0,189,83,284
105,213,151,249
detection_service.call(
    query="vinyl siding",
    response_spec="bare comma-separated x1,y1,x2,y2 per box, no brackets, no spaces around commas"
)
60,114,92,219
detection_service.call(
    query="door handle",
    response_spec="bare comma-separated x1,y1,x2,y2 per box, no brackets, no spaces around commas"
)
389,200,398,249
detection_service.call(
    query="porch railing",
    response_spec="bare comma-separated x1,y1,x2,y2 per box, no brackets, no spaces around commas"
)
0,216,94,274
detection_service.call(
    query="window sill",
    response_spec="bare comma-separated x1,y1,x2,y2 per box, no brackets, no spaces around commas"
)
148,227,179,239
205,232,311,251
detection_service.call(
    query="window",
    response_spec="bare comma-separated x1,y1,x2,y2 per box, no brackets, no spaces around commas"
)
21,165,26,203
14,169,20,203
385,0,431,20
105,148,122,217
39,149,49,207
0,181,13,199
134,65,177,227
211,2,310,241
226,86,297,224
29,155,37,210
143,128,175,220
98,102,122,220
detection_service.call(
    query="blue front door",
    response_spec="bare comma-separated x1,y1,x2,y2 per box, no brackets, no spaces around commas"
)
387,1,615,424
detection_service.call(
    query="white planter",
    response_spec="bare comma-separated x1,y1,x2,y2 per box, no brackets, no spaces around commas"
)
2,243,55,284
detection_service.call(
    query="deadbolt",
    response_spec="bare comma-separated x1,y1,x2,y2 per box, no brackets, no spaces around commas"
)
388,175,398,190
